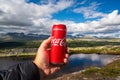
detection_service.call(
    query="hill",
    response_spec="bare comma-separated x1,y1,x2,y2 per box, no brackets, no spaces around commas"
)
0,32,49,41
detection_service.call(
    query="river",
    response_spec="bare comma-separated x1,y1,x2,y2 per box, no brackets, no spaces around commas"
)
0,54,117,73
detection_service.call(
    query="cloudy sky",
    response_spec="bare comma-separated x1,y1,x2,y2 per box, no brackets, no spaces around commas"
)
0,0,120,38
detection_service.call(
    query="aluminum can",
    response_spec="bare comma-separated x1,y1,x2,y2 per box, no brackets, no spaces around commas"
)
50,24,67,65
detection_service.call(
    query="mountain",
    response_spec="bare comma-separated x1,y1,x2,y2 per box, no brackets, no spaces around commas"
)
0,32,117,41
0,32,50,41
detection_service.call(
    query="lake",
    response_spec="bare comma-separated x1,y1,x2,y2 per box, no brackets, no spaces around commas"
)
0,54,117,74
61,54,116,73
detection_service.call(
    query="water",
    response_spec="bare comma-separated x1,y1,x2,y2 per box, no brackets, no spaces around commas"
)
62,54,116,73
0,54,117,73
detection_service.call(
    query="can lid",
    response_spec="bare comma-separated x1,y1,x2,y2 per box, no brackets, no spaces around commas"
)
53,24,66,30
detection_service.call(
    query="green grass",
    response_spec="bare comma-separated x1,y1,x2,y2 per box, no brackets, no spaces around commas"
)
0,38,120,49
54,58,120,80
67,38,120,47
0,38,120,57
0,40,42,49
0,53,36,58
81,59,120,79
69,46,120,54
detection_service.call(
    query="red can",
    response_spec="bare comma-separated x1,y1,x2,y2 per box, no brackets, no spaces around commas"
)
50,24,67,65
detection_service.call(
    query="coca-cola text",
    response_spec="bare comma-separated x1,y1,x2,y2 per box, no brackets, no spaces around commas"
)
51,37,66,46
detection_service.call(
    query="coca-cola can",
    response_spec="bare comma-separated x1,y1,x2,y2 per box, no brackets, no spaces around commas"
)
50,24,67,65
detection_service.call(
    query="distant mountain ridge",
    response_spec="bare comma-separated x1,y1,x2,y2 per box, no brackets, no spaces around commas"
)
0,32,116,41
0,32,49,41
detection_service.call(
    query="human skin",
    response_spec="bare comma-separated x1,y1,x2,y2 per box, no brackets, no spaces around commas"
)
33,37,69,79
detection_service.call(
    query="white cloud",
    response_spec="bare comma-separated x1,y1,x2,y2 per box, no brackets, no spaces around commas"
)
65,10,120,38
0,0,120,38
73,2,106,19
70,54,100,61
100,10,120,26
0,0,73,34
79,0,87,5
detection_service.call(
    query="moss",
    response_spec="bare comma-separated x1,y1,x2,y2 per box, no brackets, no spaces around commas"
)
69,46,120,55
55,59,120,80
100,68,120,77
0,53,35,58
81,59,120,78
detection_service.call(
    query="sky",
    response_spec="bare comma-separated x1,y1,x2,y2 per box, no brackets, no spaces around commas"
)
0,0,120,38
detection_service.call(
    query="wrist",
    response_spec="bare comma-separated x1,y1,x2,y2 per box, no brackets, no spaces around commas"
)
39,68,46,79
33,61,46,79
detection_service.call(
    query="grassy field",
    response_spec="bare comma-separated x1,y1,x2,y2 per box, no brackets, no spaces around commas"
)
0,38,120,57
69,46,120,54
68,38,120,54
0,53,35,58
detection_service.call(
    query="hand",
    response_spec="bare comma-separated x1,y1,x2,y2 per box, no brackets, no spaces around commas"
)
33,37,69,79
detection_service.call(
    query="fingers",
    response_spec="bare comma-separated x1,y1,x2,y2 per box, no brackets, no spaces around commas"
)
65,53,69,58
64,58,68,64
50,67,60,74
64,54,69,64
40,37,52,50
